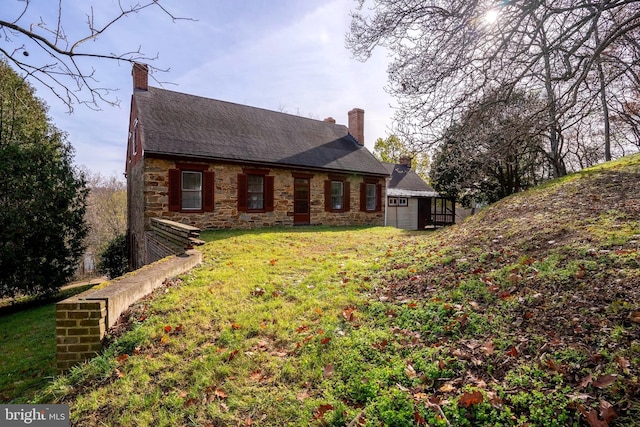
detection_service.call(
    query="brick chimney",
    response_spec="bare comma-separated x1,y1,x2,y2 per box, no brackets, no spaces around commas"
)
348,108,364,146
399,156,412,168
132,63,148,91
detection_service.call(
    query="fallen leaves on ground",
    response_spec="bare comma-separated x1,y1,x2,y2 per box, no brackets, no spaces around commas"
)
313,404,334,421
458,390,484,408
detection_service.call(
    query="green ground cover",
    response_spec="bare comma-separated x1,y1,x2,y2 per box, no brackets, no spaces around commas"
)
2,154,638,426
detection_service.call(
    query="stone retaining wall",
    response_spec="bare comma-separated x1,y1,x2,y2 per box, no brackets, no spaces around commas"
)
56,250,202,371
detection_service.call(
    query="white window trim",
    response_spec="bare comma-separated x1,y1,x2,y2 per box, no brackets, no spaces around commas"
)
331,180,344,210
365,183,377,211
181,170,203,210
247,174,265,211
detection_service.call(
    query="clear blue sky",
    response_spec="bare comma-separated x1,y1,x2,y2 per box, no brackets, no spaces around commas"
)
7,1,393,177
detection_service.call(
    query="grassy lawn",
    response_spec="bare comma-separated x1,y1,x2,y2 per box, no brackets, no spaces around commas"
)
0,304,57,402
0,284,96,403
7,153,639,426
38,226,425,425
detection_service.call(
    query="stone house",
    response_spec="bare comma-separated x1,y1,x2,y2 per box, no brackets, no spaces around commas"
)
126,63,388,268
383,158,455,230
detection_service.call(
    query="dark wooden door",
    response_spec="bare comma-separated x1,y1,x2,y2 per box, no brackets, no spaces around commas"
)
418,198,432,229
294,178,310,225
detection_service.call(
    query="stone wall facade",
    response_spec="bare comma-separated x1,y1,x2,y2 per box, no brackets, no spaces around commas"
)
144,157,385,228
128,157,385,267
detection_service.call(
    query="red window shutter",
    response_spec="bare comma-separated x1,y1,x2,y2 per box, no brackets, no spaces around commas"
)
168,169,181,211
344,181,351,211
360,182,366,212
265,175,275,211
324,180,332,212
237,173,248,212
376,183,382,212
203,171,215,212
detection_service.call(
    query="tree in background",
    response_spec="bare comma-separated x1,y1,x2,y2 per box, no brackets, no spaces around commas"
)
430,88,546,206
0,60,88,297
373,135,430,181
348,1,640,175
79,169,127,278
97,234,129,280
0,1,188,111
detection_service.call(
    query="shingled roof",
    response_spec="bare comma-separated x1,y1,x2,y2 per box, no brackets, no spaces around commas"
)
382,162,439,197
134,86,388,177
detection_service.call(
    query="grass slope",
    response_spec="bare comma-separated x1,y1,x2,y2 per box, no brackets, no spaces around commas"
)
35,155,639,426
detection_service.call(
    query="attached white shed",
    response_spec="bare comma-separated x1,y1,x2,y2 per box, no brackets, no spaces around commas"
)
386,188,437,230
383,160,455,230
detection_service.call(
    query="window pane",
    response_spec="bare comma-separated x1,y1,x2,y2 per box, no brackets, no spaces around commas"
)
248,175,264,193
182,171,202,210
366,183,376,211
182,171,202,191
247,174,264,210
182,190,201,209
248,194,264,210
331,181,343,210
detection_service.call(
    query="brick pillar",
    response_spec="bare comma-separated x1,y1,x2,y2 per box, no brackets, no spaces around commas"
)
348,108,365,146
56,300,107,372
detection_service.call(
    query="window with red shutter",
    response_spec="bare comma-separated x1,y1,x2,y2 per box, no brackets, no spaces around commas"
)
265,175,275,212
168,169,181,211
168,164,214,212
237,173,248,212
203,171,215,212
360,178,382,212
324,180,332,212
344,181,351,211
325,176,350,212
239,169,273,213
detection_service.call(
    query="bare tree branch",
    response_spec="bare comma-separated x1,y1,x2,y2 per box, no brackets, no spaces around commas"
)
348,0,640,175
0,0,195,111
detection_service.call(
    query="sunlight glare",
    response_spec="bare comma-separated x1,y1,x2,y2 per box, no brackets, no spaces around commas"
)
484,9,499,25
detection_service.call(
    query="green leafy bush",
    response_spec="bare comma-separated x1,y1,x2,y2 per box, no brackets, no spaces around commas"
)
98,234,129,279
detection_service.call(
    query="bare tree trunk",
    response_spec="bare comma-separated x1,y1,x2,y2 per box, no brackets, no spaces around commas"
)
543,45,567,178
594,23,612,161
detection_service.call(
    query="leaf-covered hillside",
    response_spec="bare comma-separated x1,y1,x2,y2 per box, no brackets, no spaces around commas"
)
373,153,640,426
